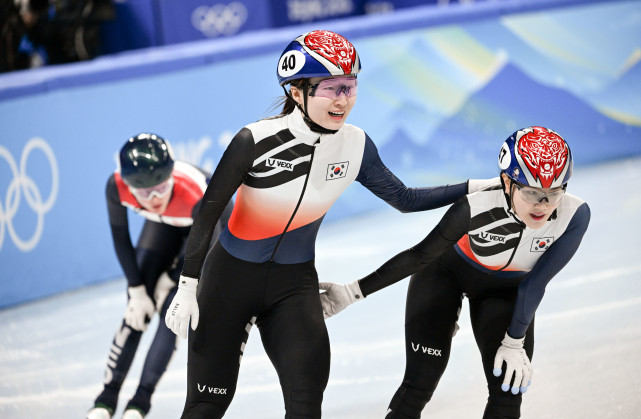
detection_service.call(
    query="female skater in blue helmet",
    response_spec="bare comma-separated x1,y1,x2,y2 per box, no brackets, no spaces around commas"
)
320,126,591,418
164,30,493,418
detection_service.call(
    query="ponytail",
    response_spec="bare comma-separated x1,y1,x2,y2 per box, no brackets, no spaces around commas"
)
280,79,306,115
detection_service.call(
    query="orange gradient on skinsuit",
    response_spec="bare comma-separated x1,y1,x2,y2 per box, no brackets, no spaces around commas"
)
456,235,523,272
228,187,333,240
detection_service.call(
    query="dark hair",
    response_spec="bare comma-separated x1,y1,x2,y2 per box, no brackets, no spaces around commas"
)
273,79,307,115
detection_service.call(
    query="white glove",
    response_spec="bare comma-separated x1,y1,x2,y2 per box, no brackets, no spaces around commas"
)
318,280,363,319
165,275,199,339
124,285,155,332
153,272,176,312
493,332,533,394
468,177,500,193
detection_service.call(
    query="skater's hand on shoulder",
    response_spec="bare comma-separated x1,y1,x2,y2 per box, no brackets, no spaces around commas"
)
125,285,155,332
319,280,363,319
493,332,533,395
165,275,199,339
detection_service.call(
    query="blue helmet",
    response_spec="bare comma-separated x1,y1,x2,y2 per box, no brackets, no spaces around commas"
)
277,30,361,86
498,126,573,189
119,133,174,188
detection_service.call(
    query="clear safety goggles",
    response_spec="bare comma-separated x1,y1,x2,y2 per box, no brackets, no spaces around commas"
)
309,77,358,99
130,177,174,201
514,181,566,205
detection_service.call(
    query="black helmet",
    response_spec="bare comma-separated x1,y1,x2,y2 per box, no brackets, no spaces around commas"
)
119,133,174,188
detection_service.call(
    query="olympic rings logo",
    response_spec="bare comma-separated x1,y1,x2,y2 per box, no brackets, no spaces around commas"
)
191,2,248,38
0,138,59,252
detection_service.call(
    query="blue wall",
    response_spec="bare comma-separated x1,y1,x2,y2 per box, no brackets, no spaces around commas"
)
98,0,519,54
1,0,639,308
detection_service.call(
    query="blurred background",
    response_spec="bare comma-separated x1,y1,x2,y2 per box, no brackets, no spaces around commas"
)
1,0,639,308
0,1,640,416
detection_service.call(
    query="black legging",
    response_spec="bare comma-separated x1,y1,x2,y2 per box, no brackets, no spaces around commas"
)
95,220,185,414
386,247,535,419
182,241,330,419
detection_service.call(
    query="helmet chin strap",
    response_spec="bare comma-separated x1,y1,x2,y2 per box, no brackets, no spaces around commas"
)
501,174,558,224
283,84,338,135
500,175,526,227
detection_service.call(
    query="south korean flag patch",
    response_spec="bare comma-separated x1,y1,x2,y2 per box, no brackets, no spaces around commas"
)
326,162,349,180
531,237,554,252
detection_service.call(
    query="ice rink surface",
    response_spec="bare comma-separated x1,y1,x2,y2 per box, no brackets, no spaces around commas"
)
1,157,640,419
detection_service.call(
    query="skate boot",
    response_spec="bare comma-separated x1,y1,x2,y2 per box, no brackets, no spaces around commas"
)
121,406,145,419
86,404,114,419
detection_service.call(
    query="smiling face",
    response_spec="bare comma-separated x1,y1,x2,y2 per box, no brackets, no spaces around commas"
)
502,174,561,229
290,76,357,131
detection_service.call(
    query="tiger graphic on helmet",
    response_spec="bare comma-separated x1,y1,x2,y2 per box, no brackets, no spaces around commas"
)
499,126,573,189
277,30,361,86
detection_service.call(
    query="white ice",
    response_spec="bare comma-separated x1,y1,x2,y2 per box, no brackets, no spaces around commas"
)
1,157,640,419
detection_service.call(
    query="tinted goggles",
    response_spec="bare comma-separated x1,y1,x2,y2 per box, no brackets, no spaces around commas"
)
130,177,174,201
514,181,566,205
309,77,358,99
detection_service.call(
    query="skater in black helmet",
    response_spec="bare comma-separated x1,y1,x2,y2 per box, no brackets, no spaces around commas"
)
320,126,590,418
164,30,494,418
86,134,232,419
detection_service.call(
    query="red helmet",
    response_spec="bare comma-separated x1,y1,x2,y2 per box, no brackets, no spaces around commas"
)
277,30,361,86
498,126,573,188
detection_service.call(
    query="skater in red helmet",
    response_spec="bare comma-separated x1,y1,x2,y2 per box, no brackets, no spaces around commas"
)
164,30,494,418
320,126,590,419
